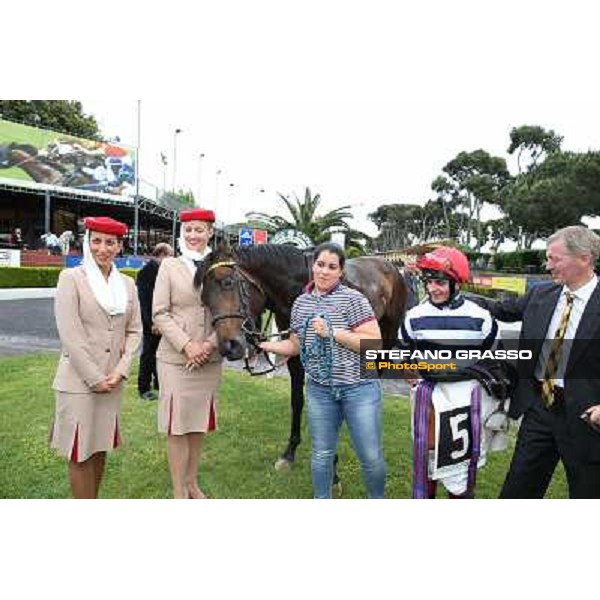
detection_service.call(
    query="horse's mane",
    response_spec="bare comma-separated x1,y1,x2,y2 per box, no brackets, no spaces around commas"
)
234,244,309,273
196,243,310,290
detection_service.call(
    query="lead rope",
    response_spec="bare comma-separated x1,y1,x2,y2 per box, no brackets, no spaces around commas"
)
299,313,335,383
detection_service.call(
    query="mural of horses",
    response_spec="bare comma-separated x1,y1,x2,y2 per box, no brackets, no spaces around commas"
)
0,143,64,184
195,243,408,480
0,142,131,195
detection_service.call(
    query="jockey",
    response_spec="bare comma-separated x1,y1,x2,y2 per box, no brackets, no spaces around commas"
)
399,246,506,499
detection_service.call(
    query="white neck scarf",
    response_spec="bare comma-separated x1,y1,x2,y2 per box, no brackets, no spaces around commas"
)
83,230,128,315
178,227,212,274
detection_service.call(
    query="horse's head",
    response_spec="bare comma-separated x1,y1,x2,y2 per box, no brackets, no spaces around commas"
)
194,243,267,361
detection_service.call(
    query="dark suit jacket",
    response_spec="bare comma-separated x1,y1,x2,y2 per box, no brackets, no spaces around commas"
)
136,259,160,334
473,280,600,461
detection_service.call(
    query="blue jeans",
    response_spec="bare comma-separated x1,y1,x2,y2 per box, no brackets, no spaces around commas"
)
307,379,386,499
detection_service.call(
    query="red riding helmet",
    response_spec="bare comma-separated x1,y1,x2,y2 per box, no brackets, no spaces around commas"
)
416,246,471,283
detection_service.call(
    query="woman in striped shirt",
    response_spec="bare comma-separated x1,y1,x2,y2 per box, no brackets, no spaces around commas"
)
260,243,386,499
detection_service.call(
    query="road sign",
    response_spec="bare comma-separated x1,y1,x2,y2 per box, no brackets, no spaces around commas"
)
239,227,253,246
253,229,268,245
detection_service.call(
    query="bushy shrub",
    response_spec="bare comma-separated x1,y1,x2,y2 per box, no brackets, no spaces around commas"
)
493,250,545,273
463,283,518,299
0,267,62,288
0,266,139,288
121,268,139,281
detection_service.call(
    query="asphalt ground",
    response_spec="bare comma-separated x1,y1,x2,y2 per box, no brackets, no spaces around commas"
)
0,293,413,395
0,290,520,395
0,297,60,356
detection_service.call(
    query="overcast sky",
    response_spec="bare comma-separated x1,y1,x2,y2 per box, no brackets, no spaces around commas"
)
10,0,600,237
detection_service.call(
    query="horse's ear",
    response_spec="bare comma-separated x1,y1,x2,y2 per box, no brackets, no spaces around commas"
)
216,239,231,254
193,258,209,290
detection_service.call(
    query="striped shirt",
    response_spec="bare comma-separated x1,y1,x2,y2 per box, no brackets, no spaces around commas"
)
401,295,497,353
291,281,376,385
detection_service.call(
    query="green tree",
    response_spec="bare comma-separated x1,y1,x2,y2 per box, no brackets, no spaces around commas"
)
507,125,563,174
499,151,600,246
442,150,511,249
368,203,424,250
248,187,369,253
484,217,519,252
0,100,101,140
159,189,195,210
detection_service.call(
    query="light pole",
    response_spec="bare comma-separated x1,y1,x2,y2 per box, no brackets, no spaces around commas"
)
256,187,265,208
197,153,205,206
227,182,235,225
133,100,141,255
172,128,182,192
215,169,222,213
160,152,168,198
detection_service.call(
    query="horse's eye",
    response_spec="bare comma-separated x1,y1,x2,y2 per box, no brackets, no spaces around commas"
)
221,278,234,290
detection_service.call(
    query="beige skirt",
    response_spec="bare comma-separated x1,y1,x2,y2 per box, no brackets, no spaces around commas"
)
49,389,122,463
157,360,222,435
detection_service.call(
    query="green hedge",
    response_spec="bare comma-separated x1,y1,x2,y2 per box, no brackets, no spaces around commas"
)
493,250,546,273
0,267,139,288
0,267,62,288
463,283,519,299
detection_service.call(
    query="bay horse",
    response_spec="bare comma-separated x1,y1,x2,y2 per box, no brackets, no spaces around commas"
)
195,243,408,478
0,143,64,184
0,142,109,191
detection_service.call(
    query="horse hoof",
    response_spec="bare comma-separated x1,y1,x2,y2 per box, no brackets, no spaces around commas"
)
332,482,343,497
274,457,292,471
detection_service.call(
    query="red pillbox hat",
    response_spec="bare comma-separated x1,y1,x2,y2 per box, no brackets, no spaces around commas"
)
84,216,128,236
180,208,216,223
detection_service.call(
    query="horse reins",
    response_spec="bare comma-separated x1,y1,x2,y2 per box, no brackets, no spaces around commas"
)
204,260,264,330
203,260,293,375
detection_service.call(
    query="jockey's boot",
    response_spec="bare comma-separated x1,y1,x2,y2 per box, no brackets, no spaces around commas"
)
427,479,437,499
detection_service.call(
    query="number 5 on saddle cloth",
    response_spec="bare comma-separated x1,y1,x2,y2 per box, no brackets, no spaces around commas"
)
431,382,490,481
412,379,509,495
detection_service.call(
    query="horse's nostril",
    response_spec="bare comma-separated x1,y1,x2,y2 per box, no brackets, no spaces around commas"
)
224,339,244,361
217,339,245,361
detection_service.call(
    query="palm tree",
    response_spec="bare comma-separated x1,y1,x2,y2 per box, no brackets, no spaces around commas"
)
248,187,369,253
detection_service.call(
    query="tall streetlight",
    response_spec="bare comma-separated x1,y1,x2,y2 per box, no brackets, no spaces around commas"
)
197,153,205,206
172,128,182,192
256,187,265,208
133,100,141,255
227,182,235,225
160,152,168,198
215,169,222,213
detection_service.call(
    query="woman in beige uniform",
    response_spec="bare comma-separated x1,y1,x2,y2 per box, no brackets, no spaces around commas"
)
153,208,222,499
50,216,142,499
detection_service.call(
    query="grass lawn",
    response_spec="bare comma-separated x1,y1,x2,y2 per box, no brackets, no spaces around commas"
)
0,353,568,499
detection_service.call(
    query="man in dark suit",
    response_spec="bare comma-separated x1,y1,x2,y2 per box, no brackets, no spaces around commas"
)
472,225,600,498
137,242,174,400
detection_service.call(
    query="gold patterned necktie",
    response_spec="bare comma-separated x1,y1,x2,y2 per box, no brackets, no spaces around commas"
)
541,291,574,407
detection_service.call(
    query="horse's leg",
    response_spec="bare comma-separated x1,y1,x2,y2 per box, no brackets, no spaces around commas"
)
275,356,304,470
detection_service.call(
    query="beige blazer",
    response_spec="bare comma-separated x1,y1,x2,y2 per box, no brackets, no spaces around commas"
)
153,257,220,365
52,266,142,393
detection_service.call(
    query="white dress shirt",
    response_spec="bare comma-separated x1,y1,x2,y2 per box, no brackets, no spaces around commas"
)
535,275,598,386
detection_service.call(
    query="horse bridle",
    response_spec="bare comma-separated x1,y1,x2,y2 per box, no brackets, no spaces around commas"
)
204,260,266,340
203,260,289,376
